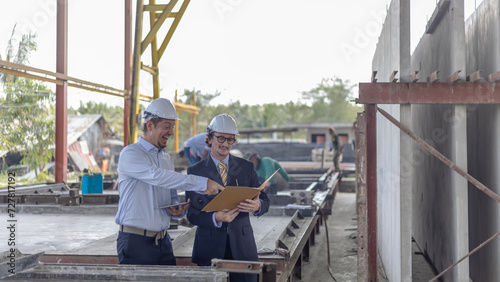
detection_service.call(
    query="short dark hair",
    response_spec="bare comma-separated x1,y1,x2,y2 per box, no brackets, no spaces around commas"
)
142,118,163,135
244,152,260,160
205,131,214,148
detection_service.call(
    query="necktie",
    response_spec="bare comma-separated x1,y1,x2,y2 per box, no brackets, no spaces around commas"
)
218,162,227,186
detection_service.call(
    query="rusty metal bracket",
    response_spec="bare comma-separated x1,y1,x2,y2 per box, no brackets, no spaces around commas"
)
411,70,420,83
446,70,463,82
427,70,440,83
389,71,398,83
487,71,500,82
467,70,484,82
371,71,378,83
211,259,277,282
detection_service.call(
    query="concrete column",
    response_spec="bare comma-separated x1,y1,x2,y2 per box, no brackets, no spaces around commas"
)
450,0,469,281
366,104,378,281
399,1,412,281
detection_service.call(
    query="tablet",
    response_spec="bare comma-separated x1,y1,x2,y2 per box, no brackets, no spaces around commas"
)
158,202,189,209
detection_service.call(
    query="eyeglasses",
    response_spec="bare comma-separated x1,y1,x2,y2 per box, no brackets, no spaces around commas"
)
214,135,237,145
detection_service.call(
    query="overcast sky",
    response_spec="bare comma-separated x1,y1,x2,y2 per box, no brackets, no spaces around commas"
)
0,0,480,108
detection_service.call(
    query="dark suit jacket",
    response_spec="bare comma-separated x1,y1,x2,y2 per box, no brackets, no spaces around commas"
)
186,154,270,267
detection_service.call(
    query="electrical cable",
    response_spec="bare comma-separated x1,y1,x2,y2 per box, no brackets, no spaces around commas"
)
313,200,338,282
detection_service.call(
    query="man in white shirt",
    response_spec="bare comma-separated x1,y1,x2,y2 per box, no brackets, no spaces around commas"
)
183,132,210,165
115,98,223,265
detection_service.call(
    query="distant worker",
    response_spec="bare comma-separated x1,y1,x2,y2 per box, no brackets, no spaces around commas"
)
183,132,210,165
245,153,289,195
328,126,343,172
115,98,224,266
186,113,270,282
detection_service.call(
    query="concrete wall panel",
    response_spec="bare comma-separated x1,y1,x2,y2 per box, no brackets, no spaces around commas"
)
410,1,468,281
467,105,500,281
371,1,410,280
372,0,500,280
465,1,500,280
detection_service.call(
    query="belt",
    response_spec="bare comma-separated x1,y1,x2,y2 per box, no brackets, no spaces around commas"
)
119,225,167,245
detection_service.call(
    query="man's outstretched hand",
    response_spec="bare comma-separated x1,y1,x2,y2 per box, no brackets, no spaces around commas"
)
205,179,224,195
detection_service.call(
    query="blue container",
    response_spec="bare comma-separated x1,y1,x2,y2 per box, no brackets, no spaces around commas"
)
81,174,103,194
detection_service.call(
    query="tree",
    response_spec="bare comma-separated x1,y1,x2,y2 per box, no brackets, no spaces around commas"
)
301,77,360,122
0,78,55,177
0,26,53,178
0,24,37,84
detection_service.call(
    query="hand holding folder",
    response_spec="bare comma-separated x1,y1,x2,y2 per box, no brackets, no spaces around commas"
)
201,169,280,212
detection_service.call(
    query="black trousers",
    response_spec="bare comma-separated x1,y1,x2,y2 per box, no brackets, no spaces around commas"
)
116,231,176,265
224,235,257,282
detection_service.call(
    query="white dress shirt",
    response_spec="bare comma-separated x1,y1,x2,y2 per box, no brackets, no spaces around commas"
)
115,137,208,231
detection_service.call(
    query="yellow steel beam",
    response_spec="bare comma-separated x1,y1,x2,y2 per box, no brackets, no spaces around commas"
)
0,67,62,85
0,59,127,96
129,0,194,145
141,63,158,75
158,0,190,60
149,0,161,99
144,4,178,14
175,91,180,151
140,0,177,55
129,0,145,144
0,63,127,98
192,92,197,136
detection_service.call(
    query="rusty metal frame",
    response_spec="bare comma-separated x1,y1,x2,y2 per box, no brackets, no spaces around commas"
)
0,60,128,98
357,78,500,280
358,81,500,104
55,0,68,183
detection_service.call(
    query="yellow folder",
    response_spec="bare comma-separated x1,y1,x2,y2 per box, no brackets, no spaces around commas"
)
201,169,279,212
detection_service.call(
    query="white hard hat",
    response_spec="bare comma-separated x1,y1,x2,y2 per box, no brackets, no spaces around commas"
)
207,114,239,135
143,98,180,122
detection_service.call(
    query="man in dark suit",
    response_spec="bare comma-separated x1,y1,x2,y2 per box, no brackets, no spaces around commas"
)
186,113,270,282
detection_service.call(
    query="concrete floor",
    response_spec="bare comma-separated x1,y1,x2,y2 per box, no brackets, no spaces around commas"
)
301,192,437,282
302,192,358,282
3,190,437,281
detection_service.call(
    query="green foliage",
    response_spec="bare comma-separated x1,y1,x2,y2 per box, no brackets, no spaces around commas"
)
301,77,361,122
0,26,51,178
0,78,55,177
0,24,38,84
70,77,359,151
169,77,359,148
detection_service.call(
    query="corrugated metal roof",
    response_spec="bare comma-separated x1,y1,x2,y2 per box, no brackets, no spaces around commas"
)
68,141,101,172
67,114,102,146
